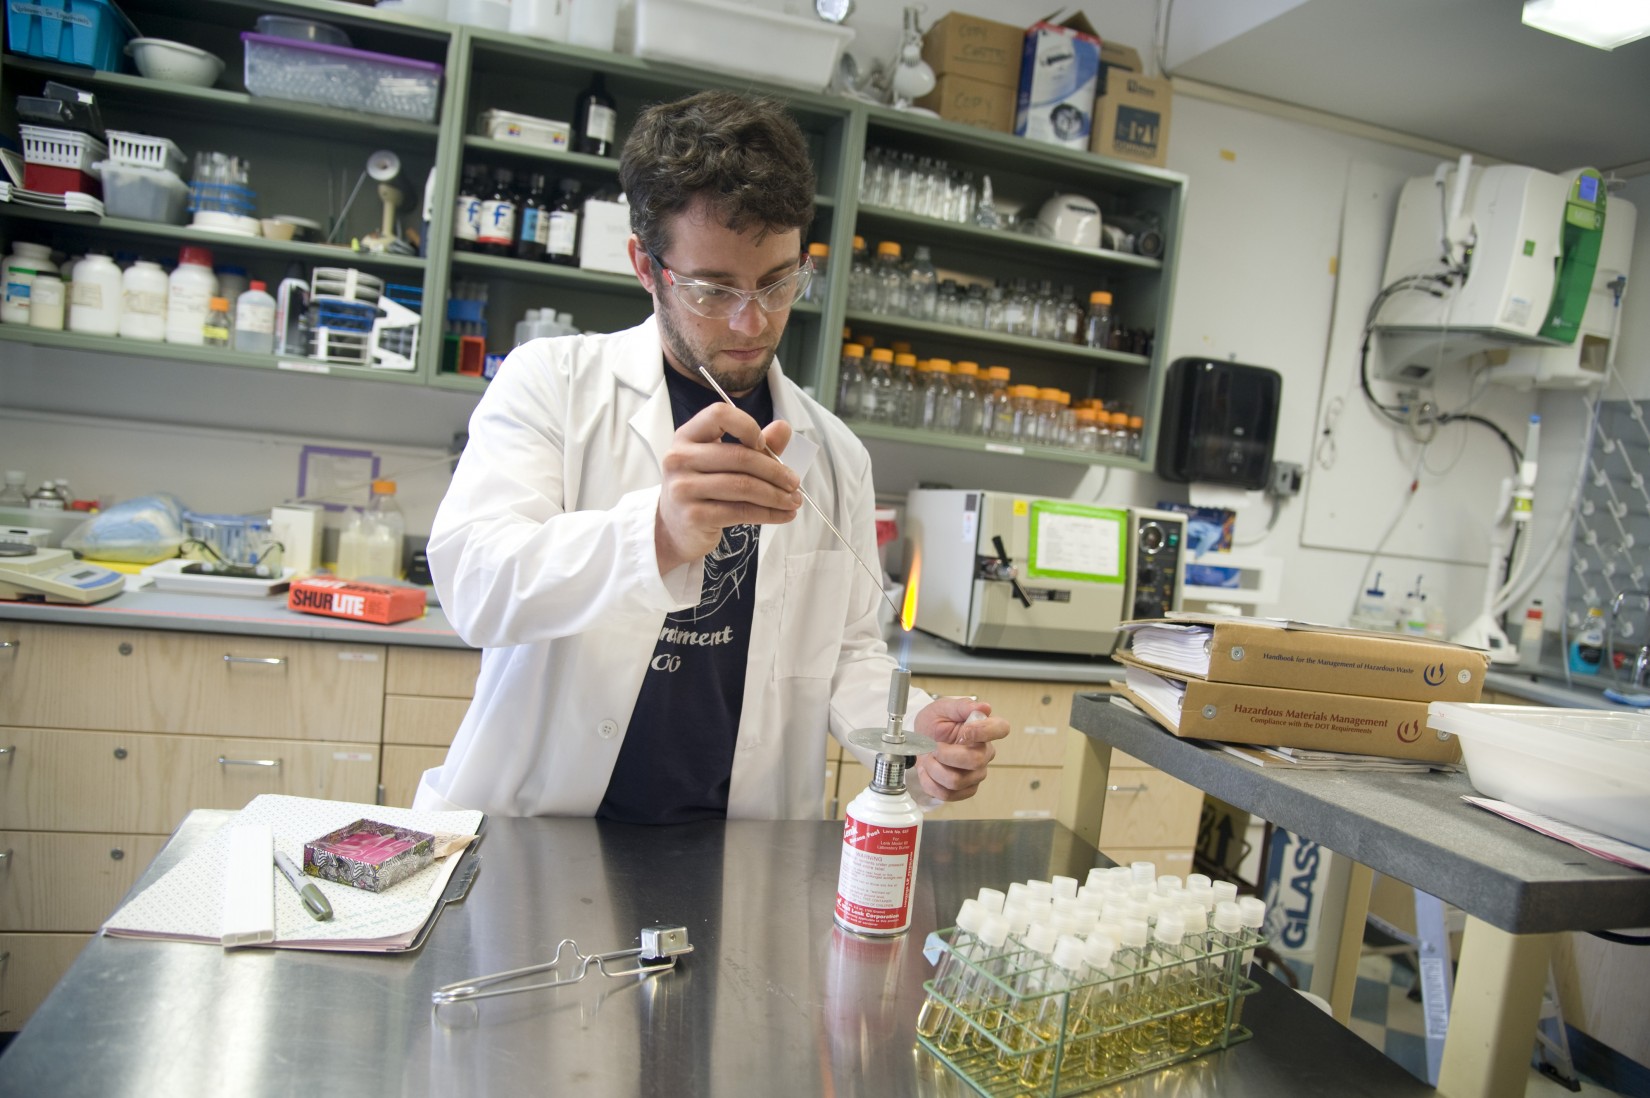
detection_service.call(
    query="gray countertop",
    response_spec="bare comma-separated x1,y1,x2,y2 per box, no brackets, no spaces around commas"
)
0,812,1430,1098
1070,693,1650,935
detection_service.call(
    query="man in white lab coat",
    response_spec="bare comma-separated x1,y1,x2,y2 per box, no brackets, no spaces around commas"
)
416,90,1009,821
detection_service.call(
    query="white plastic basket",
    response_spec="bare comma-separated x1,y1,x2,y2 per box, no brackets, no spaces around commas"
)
19,125,107,171
105,130,186,176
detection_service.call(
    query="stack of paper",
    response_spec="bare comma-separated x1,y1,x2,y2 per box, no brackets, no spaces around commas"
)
1220,744,1458,774
104,795,483,952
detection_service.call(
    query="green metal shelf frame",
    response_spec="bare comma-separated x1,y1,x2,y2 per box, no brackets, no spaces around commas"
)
0,0,1185,460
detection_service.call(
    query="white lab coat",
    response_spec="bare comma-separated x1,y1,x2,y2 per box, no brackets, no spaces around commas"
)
415,317,927,818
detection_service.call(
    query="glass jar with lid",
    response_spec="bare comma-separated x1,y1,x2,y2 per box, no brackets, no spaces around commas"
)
918,359,953,431
1008,385,1042,443
947,361,982,434
861,347,895,422
979,366,1012,438
891,352,921,428
836,343,867,418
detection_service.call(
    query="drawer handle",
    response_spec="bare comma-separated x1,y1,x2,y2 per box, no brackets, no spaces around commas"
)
0,746,13,760
0,640,17,650
223,655,286,667
0,849,10,865
218,756,282,769
1107,782,1149,794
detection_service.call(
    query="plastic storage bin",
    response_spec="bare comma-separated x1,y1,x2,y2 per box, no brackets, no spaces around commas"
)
633,0,853,92
240,33,443,123
19,125,107,172
96,162,189,224
106,130,187,176
6,0,138,71
1427,702,1650,848
478,108,570,151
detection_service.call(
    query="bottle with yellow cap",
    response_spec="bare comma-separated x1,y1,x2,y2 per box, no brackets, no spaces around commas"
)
1084,291,1114,350
836,343,867,419
980,366,1012,438
863,347,896,423
848,236,872,310
873,242,906,315
1127,415,1145,458
948,361,982,434
891,352,920,428
337,479,405,580
804,243,829,303
1009,385,1041,443
918,359,953,431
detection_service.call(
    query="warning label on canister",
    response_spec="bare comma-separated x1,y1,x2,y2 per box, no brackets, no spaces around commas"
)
834,812,918,932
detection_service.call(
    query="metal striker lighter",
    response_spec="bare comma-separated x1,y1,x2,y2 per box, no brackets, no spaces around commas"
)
835,667,939,937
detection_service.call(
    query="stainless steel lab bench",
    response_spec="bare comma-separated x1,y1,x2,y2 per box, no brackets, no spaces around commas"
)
0,811,1432,1097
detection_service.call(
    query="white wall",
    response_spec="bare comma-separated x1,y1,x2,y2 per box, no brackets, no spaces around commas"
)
3,0,1643,641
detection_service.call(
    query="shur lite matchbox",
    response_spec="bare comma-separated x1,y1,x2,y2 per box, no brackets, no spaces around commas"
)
287,577,425,625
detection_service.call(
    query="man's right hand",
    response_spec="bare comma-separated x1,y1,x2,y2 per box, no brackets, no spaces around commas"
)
655,402,801,575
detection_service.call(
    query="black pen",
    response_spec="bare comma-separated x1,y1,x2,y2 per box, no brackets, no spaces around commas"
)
274,850,333,921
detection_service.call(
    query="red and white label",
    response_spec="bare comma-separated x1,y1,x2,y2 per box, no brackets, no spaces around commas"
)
834,810,918,932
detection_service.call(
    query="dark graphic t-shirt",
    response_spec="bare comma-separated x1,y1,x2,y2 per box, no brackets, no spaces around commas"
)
596,364,773,824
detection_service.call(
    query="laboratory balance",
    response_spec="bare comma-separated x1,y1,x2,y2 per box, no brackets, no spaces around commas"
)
0,545,124,604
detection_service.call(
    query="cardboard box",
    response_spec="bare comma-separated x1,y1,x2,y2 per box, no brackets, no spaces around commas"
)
915,73,1016,133
1118,657,1464,764
288,577,425,625
1118,615,1488,702
921,12,1024,88
1092,71,1173,168
579,197,633,275
1015,12,1102,150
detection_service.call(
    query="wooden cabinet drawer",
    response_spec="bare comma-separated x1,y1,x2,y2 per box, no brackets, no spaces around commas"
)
380,745,448,809
838,763,1062,821
1101,846,1195,878
914,677,1077,768
0,832,168,932
0,727,379,833
0,623,384,743
1097,768,1203,850
386,647,479,698
383,696,469,748
0,932,90,1031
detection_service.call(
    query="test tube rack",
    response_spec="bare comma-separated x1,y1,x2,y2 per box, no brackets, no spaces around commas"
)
916,924,1264,1097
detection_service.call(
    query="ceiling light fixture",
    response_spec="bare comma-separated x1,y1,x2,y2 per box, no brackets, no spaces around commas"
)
1521,0,1650,50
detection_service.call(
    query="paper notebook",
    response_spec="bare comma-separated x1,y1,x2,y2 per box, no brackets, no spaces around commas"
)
104,795,484,953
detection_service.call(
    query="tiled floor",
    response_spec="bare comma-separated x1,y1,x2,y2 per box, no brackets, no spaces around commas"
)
1289,950,1642,1097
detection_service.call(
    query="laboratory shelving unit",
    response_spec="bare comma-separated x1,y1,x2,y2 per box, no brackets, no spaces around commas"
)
0,0,1186,471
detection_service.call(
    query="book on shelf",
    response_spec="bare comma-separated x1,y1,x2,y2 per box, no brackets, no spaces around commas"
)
1116,659,1463,764
1116,613,1487,703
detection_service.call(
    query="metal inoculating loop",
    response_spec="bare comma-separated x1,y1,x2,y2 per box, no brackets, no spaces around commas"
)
432,925,693,1006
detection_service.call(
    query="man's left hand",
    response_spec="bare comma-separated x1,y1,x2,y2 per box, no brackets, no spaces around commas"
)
911,697,1010,803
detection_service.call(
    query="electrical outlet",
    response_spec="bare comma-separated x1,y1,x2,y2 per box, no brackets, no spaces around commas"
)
1269,460,1303,498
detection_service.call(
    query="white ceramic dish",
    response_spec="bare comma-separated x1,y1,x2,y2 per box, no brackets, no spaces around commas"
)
190,210,262,236
126,38,226,88
1427,701,1650,848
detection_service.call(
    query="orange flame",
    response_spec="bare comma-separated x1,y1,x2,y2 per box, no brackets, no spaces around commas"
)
901,551,921,633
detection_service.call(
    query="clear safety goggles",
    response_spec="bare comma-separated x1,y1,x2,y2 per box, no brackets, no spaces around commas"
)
649,251,814,320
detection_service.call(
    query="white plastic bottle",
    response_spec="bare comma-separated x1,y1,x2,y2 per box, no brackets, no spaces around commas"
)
834,751,923,937
68,253,123,335
1352,572,1391,631
28,274,65,330
2,242,59,325
164,245,218,345
233,280,277,354
338,480,406,580
118,260,168,341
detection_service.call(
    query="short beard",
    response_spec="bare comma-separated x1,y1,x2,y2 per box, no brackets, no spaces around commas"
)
656,294,775,395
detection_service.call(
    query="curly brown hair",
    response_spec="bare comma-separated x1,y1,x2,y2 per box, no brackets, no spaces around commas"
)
619,90,816,260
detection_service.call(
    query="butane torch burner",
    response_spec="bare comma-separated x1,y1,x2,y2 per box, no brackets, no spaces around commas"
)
845,666,939,762
836,665,936,937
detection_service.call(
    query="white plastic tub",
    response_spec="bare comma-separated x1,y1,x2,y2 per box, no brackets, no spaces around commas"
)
1427,702,1650,847
95,161,188,224
241,33,442,123
632,0,853,93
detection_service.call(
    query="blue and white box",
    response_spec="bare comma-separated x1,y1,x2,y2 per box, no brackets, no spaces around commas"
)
1014,15,1102,150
